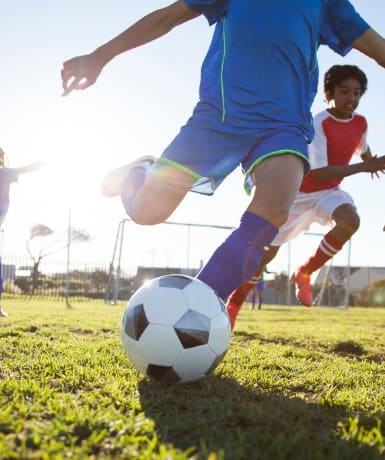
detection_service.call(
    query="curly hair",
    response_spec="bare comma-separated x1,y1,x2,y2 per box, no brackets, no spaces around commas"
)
324,65,368,99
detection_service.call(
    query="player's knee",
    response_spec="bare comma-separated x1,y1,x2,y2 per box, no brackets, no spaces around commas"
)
130,215,156,226
129,205,171,226
129,210,163,226
250,202,290,227
268,206,290,228
334,204,360,235
336,212,360,239
346,213,360,235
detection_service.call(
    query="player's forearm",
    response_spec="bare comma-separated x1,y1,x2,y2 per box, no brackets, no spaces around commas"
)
312,163,368,181
92,2,199,66
16,162,41,175
352,29,385,68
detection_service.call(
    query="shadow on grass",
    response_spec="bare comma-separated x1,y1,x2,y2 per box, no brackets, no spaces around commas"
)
138,376,384,460
260,307,303,313
331,340,385,364
235,332,385,364
234,330,306,346
331,340,366,356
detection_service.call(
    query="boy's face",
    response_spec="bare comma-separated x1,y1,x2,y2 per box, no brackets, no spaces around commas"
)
328,77,362,119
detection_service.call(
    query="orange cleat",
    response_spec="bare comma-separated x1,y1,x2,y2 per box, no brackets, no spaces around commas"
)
291,270,313,307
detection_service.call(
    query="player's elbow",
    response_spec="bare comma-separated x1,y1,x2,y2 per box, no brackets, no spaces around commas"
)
353,29,385,68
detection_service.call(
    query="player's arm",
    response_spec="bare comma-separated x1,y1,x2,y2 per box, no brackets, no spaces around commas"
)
360,147,385,179
264,266,275,275
61,1,200,96
15,162,43,175
351,29,385,68
311,154,385,182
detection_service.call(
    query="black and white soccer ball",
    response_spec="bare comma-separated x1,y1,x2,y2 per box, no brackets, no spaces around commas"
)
121,274,231,384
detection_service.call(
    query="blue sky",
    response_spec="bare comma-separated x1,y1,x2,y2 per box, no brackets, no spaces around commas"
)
1,1,384,275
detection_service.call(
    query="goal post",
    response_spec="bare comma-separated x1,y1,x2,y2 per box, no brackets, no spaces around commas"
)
105,218,235,304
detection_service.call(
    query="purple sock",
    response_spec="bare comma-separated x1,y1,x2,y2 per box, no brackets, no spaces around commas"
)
120,167,147,216
197,211,278,300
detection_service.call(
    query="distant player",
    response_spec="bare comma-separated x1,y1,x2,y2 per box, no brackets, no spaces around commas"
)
231,265,273,313
249,266,274,310
227,65,385,329
61,2,385,308
0,147,41,317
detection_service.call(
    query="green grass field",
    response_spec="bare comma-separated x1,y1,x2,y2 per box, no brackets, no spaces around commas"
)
1,299,385,459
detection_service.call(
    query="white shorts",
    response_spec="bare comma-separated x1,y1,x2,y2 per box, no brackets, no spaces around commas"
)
272,188,355,246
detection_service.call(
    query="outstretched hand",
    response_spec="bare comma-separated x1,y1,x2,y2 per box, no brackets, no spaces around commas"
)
19,162,44,174
27,161,44,172
365,154,385,178
61,53,104,97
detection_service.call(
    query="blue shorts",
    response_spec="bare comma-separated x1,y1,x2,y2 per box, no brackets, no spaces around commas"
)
256,279,265,291
159,103,309,195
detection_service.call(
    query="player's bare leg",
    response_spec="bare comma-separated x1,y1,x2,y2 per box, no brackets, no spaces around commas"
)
129,162,196,225
248,154,305,227
257,290,263,310
331,204,360,242
102,158,196,225
226,245,280,329
225,154,304,330
293,203,359,306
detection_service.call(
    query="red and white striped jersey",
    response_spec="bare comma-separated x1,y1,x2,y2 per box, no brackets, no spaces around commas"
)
300,110,368,193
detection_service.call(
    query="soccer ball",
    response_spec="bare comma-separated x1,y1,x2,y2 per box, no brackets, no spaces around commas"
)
121,274,231,384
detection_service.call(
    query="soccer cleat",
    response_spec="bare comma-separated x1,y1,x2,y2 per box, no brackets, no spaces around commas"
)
226,302,242,331
0,310,8,317
100,155,156,197
291,270,313,307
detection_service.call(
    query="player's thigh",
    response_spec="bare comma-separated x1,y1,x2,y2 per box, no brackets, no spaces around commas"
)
130,162,196,225
248,154,305,226
317,190,358,232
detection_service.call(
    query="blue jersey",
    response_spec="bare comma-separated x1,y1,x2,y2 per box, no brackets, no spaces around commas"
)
309,10,354,106
184,0,369,140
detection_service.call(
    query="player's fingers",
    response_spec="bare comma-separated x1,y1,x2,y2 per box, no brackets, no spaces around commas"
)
61,77,82,97
373,169,385,178
61,66,76,87
76,77,96,90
